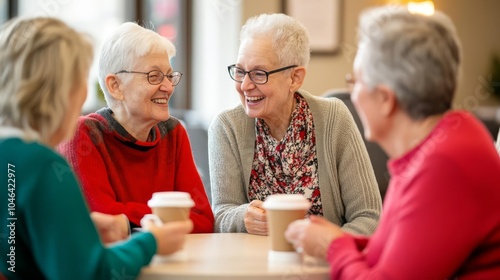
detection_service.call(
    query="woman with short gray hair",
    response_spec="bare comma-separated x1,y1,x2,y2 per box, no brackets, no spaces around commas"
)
58,22,214,233
286,6,500,279
209,13,382,235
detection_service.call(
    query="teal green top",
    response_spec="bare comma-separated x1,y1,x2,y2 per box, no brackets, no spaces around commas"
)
0,137,156,279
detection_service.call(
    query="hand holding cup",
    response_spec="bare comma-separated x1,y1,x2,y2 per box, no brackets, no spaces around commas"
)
244,200,268,235
285,215,344,259
143,219,193,256
263,194,311,264
140,192,195,258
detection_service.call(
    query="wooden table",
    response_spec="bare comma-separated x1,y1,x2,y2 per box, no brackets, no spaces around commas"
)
138,233,330,280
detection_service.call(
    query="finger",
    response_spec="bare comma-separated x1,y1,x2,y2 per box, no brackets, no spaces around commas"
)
247,225,268,236
249,200,266,212
245,219,268,235
90,212,105,223
245,217,268,228
163,220,193,234
143,219,157,230
249,199,263,207
247,206,267,221
309,215,329,225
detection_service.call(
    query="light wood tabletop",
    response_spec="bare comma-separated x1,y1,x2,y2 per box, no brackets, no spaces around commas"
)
138,233,330,280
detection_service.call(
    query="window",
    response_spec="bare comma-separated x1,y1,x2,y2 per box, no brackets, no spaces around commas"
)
17,0,129,113
142,0,189,109
0,0,9,24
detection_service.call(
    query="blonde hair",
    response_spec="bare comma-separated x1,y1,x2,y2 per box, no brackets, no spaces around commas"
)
0,17,93,143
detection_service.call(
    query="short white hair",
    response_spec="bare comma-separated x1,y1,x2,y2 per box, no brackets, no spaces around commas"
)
357,6,461,119
98,22,176,105
0,17,93,143
240,13,310,67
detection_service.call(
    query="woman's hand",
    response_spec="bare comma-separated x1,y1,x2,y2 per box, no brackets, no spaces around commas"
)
285,215,344,259
244,200,268,235
90,212,130,244
145,219,193,255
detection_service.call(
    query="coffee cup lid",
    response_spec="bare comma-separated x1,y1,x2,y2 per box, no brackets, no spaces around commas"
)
262,194,311,210
147,191,195,208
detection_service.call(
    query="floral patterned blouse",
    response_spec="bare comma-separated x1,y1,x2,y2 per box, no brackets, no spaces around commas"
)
248,93,322,216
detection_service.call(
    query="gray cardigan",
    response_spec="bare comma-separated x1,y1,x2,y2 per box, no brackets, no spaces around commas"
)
208,90,382,235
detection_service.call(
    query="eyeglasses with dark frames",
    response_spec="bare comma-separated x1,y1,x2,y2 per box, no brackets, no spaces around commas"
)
227,64,297,85
115,70,183,86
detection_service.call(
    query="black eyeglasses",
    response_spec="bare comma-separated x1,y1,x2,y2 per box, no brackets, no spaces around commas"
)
115,70,183,86
227,64,297,85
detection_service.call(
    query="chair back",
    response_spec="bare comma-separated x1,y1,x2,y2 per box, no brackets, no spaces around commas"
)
323,89,390,200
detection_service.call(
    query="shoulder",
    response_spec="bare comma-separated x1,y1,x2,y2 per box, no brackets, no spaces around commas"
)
8,140,71,179
75,111,108,135
301,90,349,112
299,90,353,127
209,104,250,132
62,112,108,148
209,105,256,144
13,139,60,161
434,111,497,156
212,105,247,125
157,116,183,138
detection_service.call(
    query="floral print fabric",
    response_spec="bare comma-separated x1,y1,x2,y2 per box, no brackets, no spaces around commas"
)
248,93,322,216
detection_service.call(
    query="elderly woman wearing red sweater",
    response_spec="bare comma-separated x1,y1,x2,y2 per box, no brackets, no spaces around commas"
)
285,6,500,279
58,22,214,232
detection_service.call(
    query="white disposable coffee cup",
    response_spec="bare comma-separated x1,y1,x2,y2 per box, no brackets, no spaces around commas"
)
146,191,195,224
141,191,195,262
263,194,311,264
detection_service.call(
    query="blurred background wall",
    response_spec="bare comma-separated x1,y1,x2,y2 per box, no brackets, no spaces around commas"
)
240,0,500,112
2,0,499,125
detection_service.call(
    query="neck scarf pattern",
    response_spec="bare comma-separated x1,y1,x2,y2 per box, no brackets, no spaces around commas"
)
248,93,322,216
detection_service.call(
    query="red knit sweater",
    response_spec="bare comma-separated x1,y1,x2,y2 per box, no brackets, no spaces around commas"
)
326,111,500,279
58,108,214,233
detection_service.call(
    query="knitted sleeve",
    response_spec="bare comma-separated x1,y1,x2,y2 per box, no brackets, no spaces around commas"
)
25,148,156,279
322,99,382,235
208,111,250,233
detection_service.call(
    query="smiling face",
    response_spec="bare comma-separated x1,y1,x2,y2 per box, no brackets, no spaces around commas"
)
235,38,296,127
118,52,175,127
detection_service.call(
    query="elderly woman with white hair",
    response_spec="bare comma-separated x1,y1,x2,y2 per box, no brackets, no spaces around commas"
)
208,13,382,235
286,6,500,279
0,17,193,279
58,22,214,233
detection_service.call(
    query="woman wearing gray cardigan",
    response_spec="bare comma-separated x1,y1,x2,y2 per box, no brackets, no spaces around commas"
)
208,13,382,236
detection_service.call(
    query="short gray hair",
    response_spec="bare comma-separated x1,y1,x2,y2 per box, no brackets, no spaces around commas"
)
357,6,461,119
98,22,176,105
240,13,310,67
0,17,93,143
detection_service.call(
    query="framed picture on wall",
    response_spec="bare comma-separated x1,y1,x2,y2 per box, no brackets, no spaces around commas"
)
283,0,341,54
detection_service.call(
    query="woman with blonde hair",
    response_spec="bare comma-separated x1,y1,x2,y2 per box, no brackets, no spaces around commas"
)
0,17,192,279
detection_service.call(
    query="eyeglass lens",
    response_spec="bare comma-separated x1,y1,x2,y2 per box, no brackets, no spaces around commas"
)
148,70,182,86
231,68,267,84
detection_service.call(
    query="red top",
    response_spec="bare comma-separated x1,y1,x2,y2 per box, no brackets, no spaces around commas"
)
326,111,500,279
58,108,214,233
